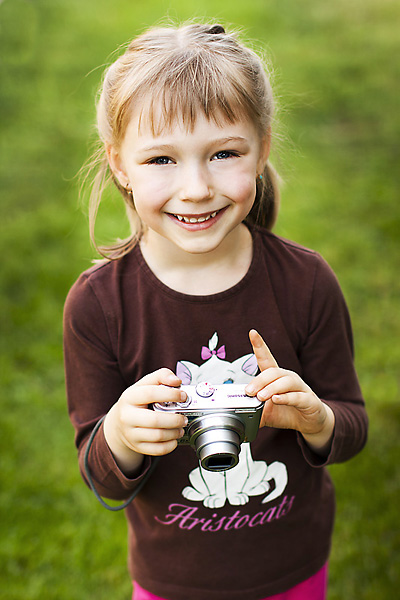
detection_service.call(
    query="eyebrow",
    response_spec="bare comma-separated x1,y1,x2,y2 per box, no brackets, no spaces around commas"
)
212,136,250,147
140,136,250,154
140,144,176,153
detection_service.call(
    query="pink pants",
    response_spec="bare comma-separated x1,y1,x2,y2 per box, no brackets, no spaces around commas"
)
132,563,328,600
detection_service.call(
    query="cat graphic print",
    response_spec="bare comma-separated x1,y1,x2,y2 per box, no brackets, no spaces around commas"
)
176,333,288,509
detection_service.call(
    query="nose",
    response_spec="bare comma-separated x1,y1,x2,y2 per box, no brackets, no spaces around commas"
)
178,163,213,202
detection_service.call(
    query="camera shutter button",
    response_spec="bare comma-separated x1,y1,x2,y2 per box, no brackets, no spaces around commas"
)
195,382,215,397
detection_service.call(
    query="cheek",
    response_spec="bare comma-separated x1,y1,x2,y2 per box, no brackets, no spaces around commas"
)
228,173,257,206
132,178,170,212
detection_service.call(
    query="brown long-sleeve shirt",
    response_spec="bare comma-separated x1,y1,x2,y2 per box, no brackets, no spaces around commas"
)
63,226,367,599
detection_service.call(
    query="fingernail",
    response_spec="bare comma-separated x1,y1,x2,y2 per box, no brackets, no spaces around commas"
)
180,391,187,401
245,385,254,396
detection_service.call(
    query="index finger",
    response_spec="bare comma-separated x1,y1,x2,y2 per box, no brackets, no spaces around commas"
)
135,368,182,388
249,329,279,372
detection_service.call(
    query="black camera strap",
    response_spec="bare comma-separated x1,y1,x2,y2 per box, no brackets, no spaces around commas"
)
83,416,160,511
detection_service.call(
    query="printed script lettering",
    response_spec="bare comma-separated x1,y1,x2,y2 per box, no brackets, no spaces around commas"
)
155,496,295,532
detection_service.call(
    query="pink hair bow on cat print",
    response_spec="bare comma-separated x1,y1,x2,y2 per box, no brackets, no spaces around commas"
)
201,345,226,360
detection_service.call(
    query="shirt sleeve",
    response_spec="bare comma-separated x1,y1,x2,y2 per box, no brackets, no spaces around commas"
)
63,273,152,500
296,254,368,466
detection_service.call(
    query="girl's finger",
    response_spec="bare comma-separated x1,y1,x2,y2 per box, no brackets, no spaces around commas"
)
249,329,279,372
270,392,307,407
121,381,187,409
135,440,180,457
245,367,283,396
255,373,308,400
121,404,187,430
129,426,185,445
135,368,182,388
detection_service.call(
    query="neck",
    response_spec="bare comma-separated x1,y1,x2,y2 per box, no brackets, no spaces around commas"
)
139,224,253,295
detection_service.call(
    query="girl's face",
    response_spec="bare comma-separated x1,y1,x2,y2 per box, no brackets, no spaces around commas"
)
108,108,269,261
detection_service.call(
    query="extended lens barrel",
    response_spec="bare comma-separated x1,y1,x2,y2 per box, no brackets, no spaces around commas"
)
187,414,245,472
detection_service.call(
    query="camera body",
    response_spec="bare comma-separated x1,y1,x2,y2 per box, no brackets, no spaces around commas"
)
153,382,263,472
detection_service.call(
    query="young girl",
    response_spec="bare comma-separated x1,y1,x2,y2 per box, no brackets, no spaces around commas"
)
64,22,368,600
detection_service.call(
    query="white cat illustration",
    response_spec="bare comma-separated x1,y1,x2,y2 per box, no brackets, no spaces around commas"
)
177,333,288,509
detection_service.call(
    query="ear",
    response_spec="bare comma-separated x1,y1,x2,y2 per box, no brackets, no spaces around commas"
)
176,361,199,384
257,128,271,174
106,144,129,188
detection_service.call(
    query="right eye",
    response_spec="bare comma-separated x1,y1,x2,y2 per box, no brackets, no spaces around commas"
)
148,156,173,165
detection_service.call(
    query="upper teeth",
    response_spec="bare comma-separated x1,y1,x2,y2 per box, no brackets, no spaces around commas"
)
175,211,218,223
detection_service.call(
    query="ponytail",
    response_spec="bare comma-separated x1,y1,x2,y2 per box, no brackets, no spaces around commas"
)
246,161,280,230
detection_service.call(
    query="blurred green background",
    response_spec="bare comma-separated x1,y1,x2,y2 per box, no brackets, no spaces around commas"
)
1,0,399,598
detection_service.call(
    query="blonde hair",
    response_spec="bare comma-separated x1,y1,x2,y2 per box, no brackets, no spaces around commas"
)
86,22,280,258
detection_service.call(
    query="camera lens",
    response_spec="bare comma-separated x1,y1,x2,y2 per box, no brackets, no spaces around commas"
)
198,432,241,471
203,454,237,470
187,414,245,472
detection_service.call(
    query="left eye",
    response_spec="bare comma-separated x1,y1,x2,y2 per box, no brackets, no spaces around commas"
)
213,150,238,160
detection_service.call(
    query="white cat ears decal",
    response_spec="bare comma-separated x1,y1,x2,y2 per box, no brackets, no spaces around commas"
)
177,332,258,385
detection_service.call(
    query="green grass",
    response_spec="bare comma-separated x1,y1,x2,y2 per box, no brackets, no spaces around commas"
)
1,0,399,598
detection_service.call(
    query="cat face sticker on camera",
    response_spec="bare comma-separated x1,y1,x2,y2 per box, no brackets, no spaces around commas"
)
176,333,288,509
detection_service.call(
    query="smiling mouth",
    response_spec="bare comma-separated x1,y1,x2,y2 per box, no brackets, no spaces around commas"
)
171,210,222,224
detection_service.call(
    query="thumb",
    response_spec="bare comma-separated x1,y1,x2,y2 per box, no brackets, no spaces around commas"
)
249,329,279,372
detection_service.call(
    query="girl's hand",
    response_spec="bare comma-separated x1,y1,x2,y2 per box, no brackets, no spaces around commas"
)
103,368,188,475
245,330,335,455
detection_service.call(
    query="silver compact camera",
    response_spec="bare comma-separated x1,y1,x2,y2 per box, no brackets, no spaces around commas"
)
153,382,263,472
